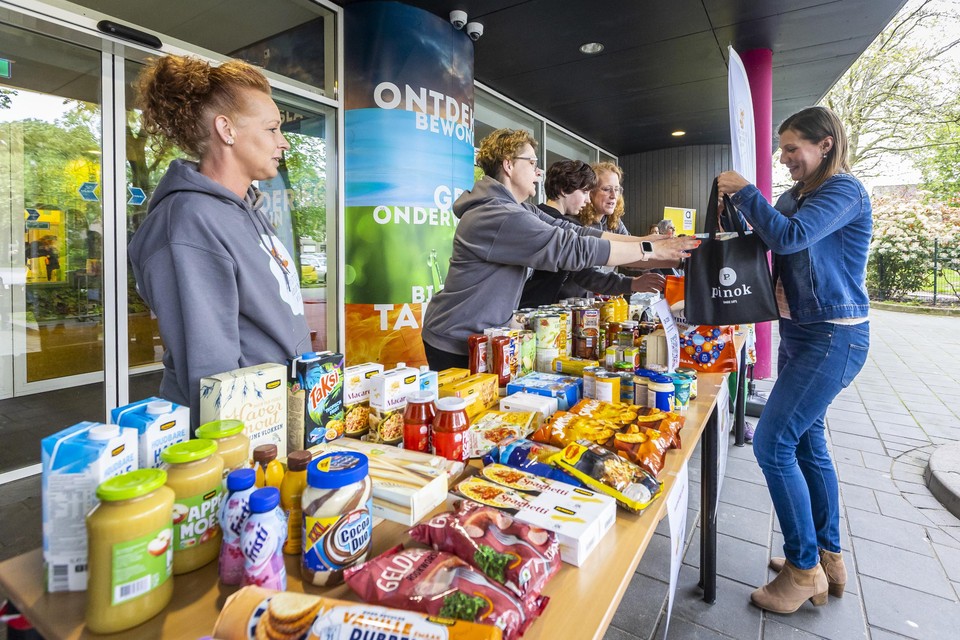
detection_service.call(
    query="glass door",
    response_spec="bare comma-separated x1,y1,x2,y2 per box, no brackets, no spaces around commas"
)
0,21,106,475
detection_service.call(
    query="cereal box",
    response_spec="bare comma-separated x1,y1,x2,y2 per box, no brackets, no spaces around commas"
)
200,363,287,457
439,372,498,420
42,422,138,591
287,352,345,450
369,364,420,445
342,362,383,439
112,397,190,468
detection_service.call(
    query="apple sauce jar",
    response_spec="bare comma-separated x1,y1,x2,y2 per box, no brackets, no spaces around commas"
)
160,440,224,574
85,469,175,634
195,419,250,475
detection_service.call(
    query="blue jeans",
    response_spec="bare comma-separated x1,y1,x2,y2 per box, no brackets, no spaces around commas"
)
753,318,870,570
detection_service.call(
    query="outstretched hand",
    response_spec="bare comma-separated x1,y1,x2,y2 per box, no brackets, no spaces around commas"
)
630,272,666,293
648,235,700,261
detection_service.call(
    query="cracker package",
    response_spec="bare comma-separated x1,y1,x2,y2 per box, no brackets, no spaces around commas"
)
200,363,287,456
341,362,383,439
287,351,345,450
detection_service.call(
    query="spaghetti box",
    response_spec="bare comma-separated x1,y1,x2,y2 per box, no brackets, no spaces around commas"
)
342,362,384,439
450,463,616,566
436,367,471,392
369,363,420,444
506,372,582,411
41,422,138,591
111,397,190,468
499,392,559,428
200,363,287,457
288,352,345,450
439,372,499,420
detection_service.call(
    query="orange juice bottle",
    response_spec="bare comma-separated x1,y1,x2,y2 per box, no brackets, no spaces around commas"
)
281,450,312,555
252,444,283,488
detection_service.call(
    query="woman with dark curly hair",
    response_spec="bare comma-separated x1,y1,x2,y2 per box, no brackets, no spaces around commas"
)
421,129,696,370
128,55,310,430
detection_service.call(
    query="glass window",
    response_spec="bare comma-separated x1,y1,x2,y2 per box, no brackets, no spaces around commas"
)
545,124,593,167
0,22,105,473
68,0,337,97
600,150,618,165
474,89,543,163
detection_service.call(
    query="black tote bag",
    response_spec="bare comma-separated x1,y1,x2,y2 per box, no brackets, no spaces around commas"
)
683,178,778,326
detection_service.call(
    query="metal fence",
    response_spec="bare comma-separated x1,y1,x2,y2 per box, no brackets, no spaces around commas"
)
925,239,960,305
869,238,960,306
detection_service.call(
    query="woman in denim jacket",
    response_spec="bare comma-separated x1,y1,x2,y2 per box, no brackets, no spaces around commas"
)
717,106,871,614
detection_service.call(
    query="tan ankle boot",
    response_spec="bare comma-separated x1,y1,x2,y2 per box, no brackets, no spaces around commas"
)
769,549,846,597
751,560,828,613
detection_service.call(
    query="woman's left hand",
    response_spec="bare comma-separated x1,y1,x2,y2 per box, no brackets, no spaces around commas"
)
717,171,750,196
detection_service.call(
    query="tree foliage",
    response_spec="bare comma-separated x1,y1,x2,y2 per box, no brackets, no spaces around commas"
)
823,0,960,178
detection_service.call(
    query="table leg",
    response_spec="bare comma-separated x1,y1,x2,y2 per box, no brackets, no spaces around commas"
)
699,404,718,603
734,344,747,447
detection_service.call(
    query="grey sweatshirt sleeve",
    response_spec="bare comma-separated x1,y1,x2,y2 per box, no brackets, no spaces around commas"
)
533,208,605,237
139,240,243,414
485,210,611,271
570,266,633,295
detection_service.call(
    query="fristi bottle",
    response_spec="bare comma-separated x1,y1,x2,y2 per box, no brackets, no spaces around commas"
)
241,487,287,590
85,469,175,633
218,468,257,585
252,444,283,488
280,450,312,555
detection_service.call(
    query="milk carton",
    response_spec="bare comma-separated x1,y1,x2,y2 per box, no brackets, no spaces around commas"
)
41,422,138,592
287,351,345,450
342,362,384,439
111,397,190,468
368,363,420,445
200,363,287,457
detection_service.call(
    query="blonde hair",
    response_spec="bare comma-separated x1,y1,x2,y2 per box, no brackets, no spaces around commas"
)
778,106,851,195
579,161,625,230
476,128,537,180
138,55,272,158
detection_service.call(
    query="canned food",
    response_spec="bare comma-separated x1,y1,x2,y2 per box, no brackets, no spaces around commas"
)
582,366,602,399
535,314,563,351
594,372,621,404
617,372,635,403
677,368,698,398
574,331,599,360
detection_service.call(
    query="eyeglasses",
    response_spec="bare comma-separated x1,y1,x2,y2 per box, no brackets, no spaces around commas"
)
513,156,539,168
599,186,624,195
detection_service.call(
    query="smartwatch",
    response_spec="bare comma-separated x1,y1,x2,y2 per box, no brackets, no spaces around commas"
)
640,240,654,260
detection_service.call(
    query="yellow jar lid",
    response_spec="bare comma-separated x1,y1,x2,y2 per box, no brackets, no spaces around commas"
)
161,439,217,464
97,469,167,501
196,419,245,439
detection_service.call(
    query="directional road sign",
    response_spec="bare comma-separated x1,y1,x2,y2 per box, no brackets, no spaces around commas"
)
127,186,147,206
25,208,40,221
78,182,99,202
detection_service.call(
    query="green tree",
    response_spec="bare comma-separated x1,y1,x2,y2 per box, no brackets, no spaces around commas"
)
915,119,960,205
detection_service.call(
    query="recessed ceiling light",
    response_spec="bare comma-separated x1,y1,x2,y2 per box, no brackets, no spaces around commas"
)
579,42,604,54
671,130,686,137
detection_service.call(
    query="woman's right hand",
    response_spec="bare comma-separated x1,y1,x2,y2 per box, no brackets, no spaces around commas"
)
648,235,699,261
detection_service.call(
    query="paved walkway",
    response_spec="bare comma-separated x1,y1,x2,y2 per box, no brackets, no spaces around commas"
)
606,308,960,640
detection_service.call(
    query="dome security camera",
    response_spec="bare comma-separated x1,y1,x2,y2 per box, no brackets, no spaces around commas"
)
449,10,467,30
465,21,484,41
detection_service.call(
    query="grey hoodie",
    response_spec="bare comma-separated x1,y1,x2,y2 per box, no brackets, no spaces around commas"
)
129,159,311,429
421,177,611,355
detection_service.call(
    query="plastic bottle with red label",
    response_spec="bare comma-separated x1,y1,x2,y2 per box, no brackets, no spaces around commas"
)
403,391,437,453
432,397,470,462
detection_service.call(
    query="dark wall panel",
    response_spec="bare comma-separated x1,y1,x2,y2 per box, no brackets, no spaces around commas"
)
619,144,731,236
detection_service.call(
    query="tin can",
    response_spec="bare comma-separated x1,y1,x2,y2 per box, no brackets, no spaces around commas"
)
582,366,602,399
617,372,635,403
594,372,621,404
632,374,648,406
535,314,562,351
517,330,536,377
677,367,698,398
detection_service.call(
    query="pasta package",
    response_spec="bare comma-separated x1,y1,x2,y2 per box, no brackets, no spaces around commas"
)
344,546,545,640
409,500,561,600
549,440,662,513
482,436,582,486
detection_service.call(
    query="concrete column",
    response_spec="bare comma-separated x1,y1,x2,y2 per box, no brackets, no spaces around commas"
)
741,48,773,380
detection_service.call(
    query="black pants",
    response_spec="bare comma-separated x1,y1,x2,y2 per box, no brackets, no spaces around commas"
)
422,340,469,371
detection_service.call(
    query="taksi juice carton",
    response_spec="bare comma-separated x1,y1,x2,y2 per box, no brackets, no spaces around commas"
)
287,351,345,450
200,363,288,458
41,422,139,591
111,397,190,468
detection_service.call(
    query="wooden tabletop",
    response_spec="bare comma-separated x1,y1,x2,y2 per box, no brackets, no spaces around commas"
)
0,374,725,640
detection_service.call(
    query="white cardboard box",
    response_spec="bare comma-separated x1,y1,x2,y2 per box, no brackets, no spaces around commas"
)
111,397,190,468
200,363,287,457
499,391,560,428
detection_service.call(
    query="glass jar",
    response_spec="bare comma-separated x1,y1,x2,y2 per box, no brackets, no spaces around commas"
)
196,419,250,475
160,440,224,574
403,391,437,453
86,469,175,634
432,397,469,462
301,452,373,586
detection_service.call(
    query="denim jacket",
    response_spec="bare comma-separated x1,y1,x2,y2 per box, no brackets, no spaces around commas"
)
729,173,872,323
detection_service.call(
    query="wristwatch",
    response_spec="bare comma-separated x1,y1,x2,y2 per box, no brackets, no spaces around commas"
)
640,240,654,260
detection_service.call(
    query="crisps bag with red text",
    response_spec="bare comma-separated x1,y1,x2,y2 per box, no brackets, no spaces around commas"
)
664,276,738,373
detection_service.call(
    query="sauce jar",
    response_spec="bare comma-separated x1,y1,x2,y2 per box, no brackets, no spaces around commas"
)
86,469,175,634
432,397,470,462
252,444,284,489
160,440,224,574
647,375,676,412
196,419,250,475
403,391,436,453
301,452,373,586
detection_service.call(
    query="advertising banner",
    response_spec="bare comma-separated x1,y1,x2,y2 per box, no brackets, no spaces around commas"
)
727,46,756,184
344,2,475,367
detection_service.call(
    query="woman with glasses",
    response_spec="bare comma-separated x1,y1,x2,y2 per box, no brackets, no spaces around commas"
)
421,129,697,371
579,162,630,235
